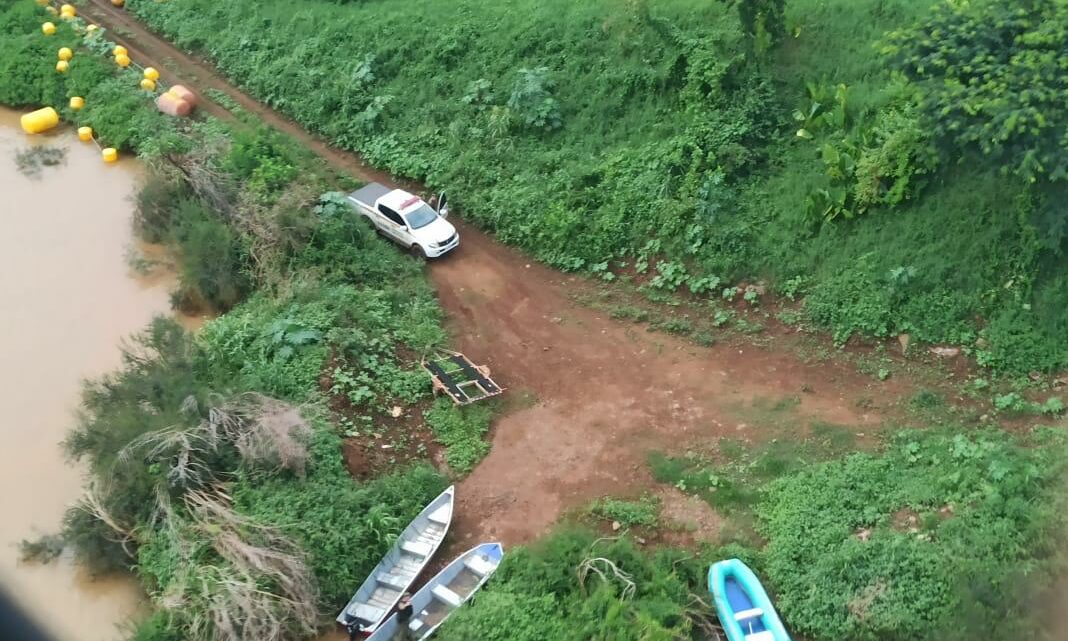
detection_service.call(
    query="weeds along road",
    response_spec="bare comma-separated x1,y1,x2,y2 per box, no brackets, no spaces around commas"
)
83,0,902,545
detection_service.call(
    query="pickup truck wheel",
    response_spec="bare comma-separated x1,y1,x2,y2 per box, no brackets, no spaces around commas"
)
409,244,427,261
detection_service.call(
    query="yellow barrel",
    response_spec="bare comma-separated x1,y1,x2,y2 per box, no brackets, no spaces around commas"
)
42,21,56,34
102,148,119,163
69,96,85,110
20,107,60,134
58,47,73,61
115,53,131,67
140,78,157,92
112,45,127,57
56,60,69,73
78,126,93,142
143,67,160,81
60,4,76,15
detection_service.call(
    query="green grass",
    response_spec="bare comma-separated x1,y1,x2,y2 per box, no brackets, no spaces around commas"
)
423,398,494,474
587,495,661,529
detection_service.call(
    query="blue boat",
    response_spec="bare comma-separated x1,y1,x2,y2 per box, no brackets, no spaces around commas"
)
708,559,792,641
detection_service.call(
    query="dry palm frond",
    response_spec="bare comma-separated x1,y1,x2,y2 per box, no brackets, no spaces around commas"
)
155,135,235,218
77,482,138,558
117,394,311,492
228,393,312,477
181,490,318,641
118,423,217,489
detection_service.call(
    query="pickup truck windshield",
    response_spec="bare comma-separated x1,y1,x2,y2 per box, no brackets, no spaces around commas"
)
405,204,438,229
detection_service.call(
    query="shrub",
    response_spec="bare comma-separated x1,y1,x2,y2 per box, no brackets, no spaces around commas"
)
424,399,494,474
170,199,251,312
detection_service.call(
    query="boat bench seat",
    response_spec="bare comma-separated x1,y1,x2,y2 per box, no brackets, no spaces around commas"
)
377,572,408,590
408,618,425,634
464,555,494,577
431,585,462,608
427,505,451,526
746,632,775,641
734,607,763,621
401,540,433,557
346,603,385,626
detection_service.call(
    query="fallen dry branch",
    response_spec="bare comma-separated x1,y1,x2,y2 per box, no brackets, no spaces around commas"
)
577,556,636,601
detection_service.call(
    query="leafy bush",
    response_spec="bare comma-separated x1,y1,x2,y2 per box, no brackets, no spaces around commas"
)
885,0,1068,187
170,199,251,312
424,398,494,474
437,529,716,641
759,429,1068,641
507,67,561,131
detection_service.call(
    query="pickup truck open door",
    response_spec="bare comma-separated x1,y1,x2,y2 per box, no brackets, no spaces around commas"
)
436,191,449,218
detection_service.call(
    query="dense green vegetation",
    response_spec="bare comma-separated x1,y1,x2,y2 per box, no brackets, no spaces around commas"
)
127,0,1068,374
3,1,1067,641
443,429,1067,641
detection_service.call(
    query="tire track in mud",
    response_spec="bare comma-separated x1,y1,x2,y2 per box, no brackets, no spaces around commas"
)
80,1,898,547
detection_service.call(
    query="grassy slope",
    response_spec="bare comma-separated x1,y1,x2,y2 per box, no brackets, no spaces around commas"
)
128,0,1067,373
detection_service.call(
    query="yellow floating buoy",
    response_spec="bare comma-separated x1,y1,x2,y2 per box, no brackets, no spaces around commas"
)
60,11,75,21
42,21,55,34
20,107,60,134
78,126,94,142
112,45,127,57
70,96,85,110
143,67,160,81
115,53,131,67
86,24,98,32
111,0,125,6
60,3,76,15
56,59,69,73
140,78,157,92
58,47,73,61
45,6,58,16
102,148,118,163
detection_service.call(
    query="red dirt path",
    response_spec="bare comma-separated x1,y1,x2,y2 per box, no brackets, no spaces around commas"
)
432,226,883,546
82,0,890,548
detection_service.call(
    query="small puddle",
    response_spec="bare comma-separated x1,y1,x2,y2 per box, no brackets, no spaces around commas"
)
0,106,193,640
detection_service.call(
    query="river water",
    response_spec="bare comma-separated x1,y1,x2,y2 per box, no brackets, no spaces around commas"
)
0,106,184,640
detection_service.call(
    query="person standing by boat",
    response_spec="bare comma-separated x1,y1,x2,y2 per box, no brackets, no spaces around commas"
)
395,593,414,641
345,615,364,641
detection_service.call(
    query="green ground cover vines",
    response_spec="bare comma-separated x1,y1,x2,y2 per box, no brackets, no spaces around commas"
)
126,0,1068,374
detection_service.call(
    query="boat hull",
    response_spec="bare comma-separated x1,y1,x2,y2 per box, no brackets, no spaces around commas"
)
337,486,455,632
708,559,792,641
367,542,504,641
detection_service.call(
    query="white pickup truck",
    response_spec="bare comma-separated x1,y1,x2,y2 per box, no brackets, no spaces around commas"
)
347,183,459,259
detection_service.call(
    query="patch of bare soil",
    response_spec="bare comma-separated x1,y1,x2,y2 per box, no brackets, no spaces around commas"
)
655,486,724,546
320,361,444,480
432,228,891,547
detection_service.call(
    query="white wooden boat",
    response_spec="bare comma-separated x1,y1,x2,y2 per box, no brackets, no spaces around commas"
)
337,486,455,633
367,542,504,641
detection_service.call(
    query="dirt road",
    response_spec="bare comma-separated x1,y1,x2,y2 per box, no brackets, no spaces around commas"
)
80,0,891,546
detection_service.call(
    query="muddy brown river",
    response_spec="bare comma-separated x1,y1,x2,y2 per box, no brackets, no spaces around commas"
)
0,106,189,640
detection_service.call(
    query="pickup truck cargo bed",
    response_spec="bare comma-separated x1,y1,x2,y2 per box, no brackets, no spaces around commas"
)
348,183,391,208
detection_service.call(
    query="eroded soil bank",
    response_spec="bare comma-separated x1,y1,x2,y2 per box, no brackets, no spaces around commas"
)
0,107,181,641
